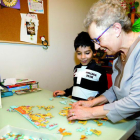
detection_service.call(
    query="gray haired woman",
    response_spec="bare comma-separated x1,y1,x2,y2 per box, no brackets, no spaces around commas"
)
67,0,140,139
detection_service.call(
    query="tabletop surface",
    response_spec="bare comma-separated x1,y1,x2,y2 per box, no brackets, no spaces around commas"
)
0,90,136,140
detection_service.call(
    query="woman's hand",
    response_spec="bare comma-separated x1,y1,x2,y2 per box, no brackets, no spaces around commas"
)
72,100,94,108
67,105,109,121
53,90,65,97
67,106,94,121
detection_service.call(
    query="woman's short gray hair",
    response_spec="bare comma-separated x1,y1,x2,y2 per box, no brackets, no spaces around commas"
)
84,0,132,33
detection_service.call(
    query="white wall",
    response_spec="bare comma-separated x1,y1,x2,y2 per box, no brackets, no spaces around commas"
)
0,0,95,92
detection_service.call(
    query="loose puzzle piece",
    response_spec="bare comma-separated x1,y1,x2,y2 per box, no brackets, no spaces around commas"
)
37,105,45,109
85,127,93,136
58,128,65,133
46,123,58,130
59,110,68,116
101,117,108,121
37,105,54,111
94,120,103,126
63,106,72,110
78,120,87,125
90,129,102,136
68,120,76,124
57,128,72,136
44,106,54,111
93,117,108,126
56,96,61,98
49,98,54,101
80,135,87,140
76,127,85,132
60,100,67,105
61,131,72,136
70,100,77,103
61,96,67,99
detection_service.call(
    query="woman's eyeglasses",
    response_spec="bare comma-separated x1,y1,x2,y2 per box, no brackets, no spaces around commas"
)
91,24,113,45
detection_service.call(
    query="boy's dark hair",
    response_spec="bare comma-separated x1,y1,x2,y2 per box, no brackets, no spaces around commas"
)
74,31,96,53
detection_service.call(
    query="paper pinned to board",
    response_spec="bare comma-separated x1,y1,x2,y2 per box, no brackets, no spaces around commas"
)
28,0,44,14
20,13,39,44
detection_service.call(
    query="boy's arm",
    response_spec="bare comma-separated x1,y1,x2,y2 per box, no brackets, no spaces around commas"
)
64,86,73,97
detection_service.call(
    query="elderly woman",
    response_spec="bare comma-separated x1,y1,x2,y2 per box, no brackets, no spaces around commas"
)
67,0,140,139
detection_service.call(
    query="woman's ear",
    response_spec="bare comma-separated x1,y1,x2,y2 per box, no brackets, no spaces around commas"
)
113,23,122,38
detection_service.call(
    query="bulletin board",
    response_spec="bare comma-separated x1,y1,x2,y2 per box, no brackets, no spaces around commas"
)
0,0,49,45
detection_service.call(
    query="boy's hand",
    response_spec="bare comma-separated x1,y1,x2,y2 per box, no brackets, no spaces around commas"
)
53,90,65,97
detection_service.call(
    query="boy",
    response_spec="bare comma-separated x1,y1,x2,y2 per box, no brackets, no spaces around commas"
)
53,32,108,100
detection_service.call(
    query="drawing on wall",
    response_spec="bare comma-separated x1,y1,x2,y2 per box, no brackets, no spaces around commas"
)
20,13,39,44
28,0,44,14
1,0,20,9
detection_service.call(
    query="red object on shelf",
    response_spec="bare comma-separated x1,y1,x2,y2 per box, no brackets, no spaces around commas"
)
6,81,36,88
107,73,112,89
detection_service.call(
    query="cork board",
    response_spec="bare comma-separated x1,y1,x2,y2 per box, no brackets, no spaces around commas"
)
0,0,49,45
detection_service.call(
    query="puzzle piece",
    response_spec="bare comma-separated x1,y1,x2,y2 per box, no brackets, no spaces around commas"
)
90,129,102,136
61,96,67,99
76,127,85,132
37,105,54,111
59,110,68,116
68,120,76,124
37,105,45,109
49,98,54,101
56,95,61,98
60,100,67,105
85,127,93,136
101,117,108,121
44,106,54,111
58,128,65,133
80,135,87,140
70,100,77,103
63,106,72,110
94,120,103,126
78,120,87,125
61,131,72,136
7,108,15,112
46,123,58,130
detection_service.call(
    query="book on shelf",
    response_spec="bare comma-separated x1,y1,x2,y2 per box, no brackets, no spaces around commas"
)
1,79,39,94
0,86,4,108
15,88,42,95
0,85,13,98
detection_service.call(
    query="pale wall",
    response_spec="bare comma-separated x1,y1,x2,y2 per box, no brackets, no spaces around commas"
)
0,0,95,92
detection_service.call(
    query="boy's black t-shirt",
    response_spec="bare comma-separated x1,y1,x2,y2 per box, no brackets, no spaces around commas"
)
64,60,108,101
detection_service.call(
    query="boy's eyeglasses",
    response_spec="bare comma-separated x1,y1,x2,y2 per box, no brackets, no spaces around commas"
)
91,24,113,45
